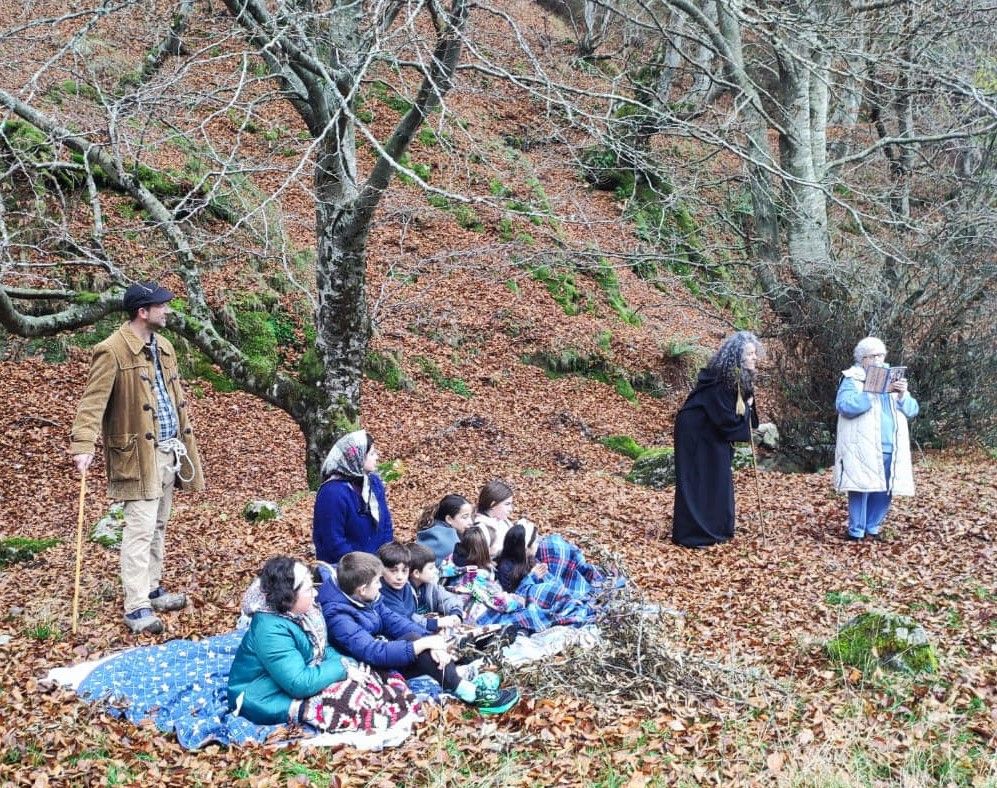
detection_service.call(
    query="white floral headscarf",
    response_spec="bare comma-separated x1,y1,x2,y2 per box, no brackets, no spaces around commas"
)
319,430,380,524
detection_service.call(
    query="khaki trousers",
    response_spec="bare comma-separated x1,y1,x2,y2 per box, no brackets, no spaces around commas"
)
121,449,175,614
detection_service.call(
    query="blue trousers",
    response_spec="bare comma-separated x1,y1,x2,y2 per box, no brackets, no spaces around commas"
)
847,453,893,538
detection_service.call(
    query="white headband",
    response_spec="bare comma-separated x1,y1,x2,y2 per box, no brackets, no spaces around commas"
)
293,562,311,591
521,519,537,548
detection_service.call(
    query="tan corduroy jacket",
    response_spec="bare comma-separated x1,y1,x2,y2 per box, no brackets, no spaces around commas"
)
70,323,205,500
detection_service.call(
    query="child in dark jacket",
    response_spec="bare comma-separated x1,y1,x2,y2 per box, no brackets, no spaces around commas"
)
407,543,466,623
377,542,462,633
496,521,548,593
317,552,519,714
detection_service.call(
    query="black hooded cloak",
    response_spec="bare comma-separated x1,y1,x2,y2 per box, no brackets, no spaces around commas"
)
672,368,757,548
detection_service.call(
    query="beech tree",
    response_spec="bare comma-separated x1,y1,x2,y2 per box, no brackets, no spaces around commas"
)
491,0,997,450
0,0,469,481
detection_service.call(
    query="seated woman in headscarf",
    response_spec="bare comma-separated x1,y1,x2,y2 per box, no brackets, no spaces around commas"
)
228,555,419,731
313,430,394,565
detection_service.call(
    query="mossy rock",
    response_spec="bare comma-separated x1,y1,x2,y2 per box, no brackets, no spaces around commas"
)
754,422,780,450
732,446,754,471
91,502,125,548
626,447,675,489
826,610,939,674
0,536,60,567
243,500,281,523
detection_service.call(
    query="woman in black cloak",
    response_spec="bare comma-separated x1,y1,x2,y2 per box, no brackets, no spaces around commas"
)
672,331,763,548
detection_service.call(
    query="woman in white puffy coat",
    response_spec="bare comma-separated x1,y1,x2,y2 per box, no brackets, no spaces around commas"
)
834,337,919,541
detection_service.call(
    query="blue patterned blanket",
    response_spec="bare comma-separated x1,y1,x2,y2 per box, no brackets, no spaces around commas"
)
77,630,283,749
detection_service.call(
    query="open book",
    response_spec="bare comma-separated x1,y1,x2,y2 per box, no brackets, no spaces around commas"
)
864,365,906,394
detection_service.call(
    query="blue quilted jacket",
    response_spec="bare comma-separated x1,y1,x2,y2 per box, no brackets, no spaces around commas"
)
315,565,427,670
312,474,394,564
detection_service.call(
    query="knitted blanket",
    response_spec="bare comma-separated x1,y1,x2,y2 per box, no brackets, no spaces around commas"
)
63,630,419,750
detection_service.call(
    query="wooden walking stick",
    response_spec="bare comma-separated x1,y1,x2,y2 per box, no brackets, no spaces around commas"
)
737,374,766,537
72,467,87,635
746,422,766,537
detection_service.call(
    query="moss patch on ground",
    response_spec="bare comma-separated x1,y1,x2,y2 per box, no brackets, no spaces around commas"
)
826,611,939,674
600,434,647,459
0,537,60,568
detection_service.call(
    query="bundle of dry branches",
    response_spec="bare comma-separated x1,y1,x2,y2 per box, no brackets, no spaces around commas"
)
507,540,789,716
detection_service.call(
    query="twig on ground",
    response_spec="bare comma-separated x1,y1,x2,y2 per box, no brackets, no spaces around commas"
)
506,538,790,716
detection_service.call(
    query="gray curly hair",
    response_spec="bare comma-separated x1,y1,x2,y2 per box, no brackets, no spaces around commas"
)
852,336,887,364
706,331,763,394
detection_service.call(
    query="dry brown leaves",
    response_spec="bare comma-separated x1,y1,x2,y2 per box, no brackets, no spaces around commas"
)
1,1,995,784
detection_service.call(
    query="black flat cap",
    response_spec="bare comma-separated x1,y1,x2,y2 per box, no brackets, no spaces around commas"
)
123,280,174,311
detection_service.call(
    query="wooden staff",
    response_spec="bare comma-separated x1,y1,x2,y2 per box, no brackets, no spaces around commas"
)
746,420,766,537
737,374,766,537
72,467,87,634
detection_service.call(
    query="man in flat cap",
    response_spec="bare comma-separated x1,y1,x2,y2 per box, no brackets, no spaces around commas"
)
70,281,204,634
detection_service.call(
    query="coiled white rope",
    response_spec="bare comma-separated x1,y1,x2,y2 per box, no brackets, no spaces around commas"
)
159,436,195,483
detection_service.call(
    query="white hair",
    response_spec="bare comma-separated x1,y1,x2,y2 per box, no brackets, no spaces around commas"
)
853,336,887,364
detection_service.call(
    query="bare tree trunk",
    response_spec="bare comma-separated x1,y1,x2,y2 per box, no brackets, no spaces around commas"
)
777,43,831,272
712,1,781,265
683,1,719,106
653,11,686,103
828,42,867,159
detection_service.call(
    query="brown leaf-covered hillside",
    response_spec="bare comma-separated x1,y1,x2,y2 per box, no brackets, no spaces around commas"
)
1,0,995,785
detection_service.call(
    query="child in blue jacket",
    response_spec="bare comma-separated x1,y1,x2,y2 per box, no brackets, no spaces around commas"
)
377,542,463,632
317,552,518,714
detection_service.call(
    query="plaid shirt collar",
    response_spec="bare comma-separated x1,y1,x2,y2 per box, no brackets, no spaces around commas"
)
145,334,179,442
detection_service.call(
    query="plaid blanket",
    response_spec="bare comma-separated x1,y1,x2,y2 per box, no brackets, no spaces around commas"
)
536,534,605,596
476,535,607,633
440,563,524,624
77,630,281,749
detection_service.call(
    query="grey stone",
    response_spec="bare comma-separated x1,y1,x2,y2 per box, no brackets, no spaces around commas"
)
243,499,281,523
754,422,780,449
91,502,125,549
626,448,675,489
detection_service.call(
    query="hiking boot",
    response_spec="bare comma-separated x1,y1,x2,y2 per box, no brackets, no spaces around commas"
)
471,672,520,715
148,588,187,612
473,686,520,715
124,608,164,634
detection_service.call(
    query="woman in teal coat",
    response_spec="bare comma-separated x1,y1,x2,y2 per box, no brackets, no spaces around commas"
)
228,556,420,731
